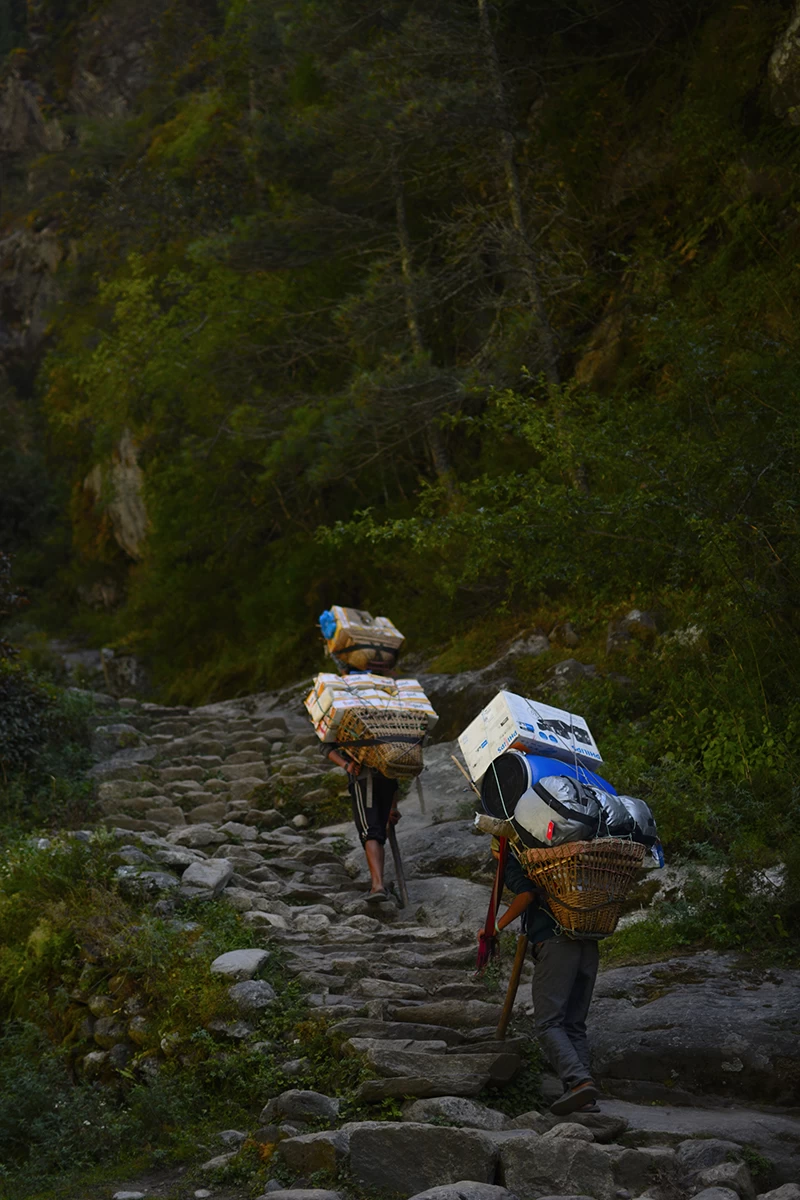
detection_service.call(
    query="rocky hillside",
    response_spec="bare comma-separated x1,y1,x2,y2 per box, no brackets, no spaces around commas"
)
4,673,796,1200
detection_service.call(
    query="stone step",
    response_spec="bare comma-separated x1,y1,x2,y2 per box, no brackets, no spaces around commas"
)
330,1018,465,1045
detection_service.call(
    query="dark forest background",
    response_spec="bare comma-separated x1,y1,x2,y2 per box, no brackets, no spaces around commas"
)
2,0,800,928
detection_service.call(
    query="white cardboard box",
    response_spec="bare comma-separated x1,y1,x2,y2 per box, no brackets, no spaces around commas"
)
458,691,602,781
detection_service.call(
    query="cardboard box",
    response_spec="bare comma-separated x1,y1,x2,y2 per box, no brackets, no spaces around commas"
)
305,674,438,740
327,606,405,654
458,691,602,782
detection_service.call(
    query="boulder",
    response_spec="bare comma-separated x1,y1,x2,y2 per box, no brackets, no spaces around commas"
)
91,723,141,757
400,820,491,879
406,1186,520,1200
257,1193,342,1200
677,1140,745,1174
168,824,225,848
500,1133,616,1200
181,859,233,895
218,821,258,841
698,1163,756,1200
600,1145,678,1195
228,980,276,1014
542,1124,594,1142
277,1130,349,1175
589,952,800,1105
692,1191,740,1200
402,1097,508,1131
346,1121,497,1195
210,949,270,981
758,1189,800,1200
261,1090,340,1124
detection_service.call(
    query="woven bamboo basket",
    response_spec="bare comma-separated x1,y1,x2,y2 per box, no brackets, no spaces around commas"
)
517,838,645,937
337,707,427,779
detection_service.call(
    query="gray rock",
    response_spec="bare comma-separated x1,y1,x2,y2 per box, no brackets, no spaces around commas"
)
402,1096,508,1131
92,723,141,756
406,1185,520,1200
281,1057,310,1077
590,952,800,1105
678,1141,745,1174
218,821,258,840
550,658,597,687
330,1018,464,1045
256,1192,342,1200
691,1191,741,1200
600,1100,800,1185
261,1089,340,1124
181,858,233,895
346,1121,497,1195
770,6,800,122
168,823,225,847
542,1123,595,1142
199,1151,237,1171
112,1193,146,1200
358,1046,519,1090
93,1018,128,1048
115,867,179,896
601,1146,678,1195
698,1163,756,1200
82,1050,109,1078
500,1133,616,1200
277,1130,349,1174
228,980,276,1014
400,821,491,879
219,1129,248,1147
405,876,494,930
393,1000,502,1030
758,1189,800,1200
146,805,185,826
210,949,270,980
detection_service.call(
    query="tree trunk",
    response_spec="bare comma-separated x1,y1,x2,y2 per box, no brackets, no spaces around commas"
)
393,164,458,502
476,0,588,494
476,0,560,386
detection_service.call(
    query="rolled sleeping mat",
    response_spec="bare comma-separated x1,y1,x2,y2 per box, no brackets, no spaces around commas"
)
481,750,616,820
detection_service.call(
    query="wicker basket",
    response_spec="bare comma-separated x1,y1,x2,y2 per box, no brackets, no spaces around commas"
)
517,838,645,937
337,707,427,779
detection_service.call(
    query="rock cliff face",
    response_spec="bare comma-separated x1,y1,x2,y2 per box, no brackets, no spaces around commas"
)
66,0,160,120
83,430,149,561
0,67,65,153
770,2,800,123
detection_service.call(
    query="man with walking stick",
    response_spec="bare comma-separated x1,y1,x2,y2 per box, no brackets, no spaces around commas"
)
323,747,401,902
479,843,601,1117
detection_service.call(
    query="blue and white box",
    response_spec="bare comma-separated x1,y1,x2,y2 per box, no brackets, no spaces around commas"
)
458,690,602,782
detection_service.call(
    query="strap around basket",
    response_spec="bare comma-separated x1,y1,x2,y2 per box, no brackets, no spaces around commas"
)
331,734,426,748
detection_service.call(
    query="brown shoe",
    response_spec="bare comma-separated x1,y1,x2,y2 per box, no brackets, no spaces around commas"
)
550,1079,599,1116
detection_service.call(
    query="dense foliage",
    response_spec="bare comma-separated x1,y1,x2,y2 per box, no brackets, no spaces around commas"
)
2,3,800,937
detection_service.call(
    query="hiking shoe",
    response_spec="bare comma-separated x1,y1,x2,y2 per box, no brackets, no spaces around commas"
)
550,1079,599,1116
366,888,389,903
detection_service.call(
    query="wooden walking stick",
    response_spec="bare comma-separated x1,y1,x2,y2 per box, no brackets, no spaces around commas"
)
388,823,409,909
496,932,528,1041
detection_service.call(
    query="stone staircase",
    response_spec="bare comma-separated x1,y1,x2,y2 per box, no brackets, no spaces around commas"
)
72,687,800,1200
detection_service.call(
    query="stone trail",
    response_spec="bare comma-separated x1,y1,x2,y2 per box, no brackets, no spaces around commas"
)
71,687,800,1199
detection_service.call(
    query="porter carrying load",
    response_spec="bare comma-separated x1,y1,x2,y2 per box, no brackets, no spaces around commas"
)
305,672,437,780
319,606,405,672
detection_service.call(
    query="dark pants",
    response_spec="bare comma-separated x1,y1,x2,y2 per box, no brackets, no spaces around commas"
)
531,936,599,1090
350,769,398,845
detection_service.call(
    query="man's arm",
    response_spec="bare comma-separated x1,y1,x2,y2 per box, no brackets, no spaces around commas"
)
479,888,535,939
325,747,361,775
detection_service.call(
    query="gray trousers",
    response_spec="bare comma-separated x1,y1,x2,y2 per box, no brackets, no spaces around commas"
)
531,937,600,1090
